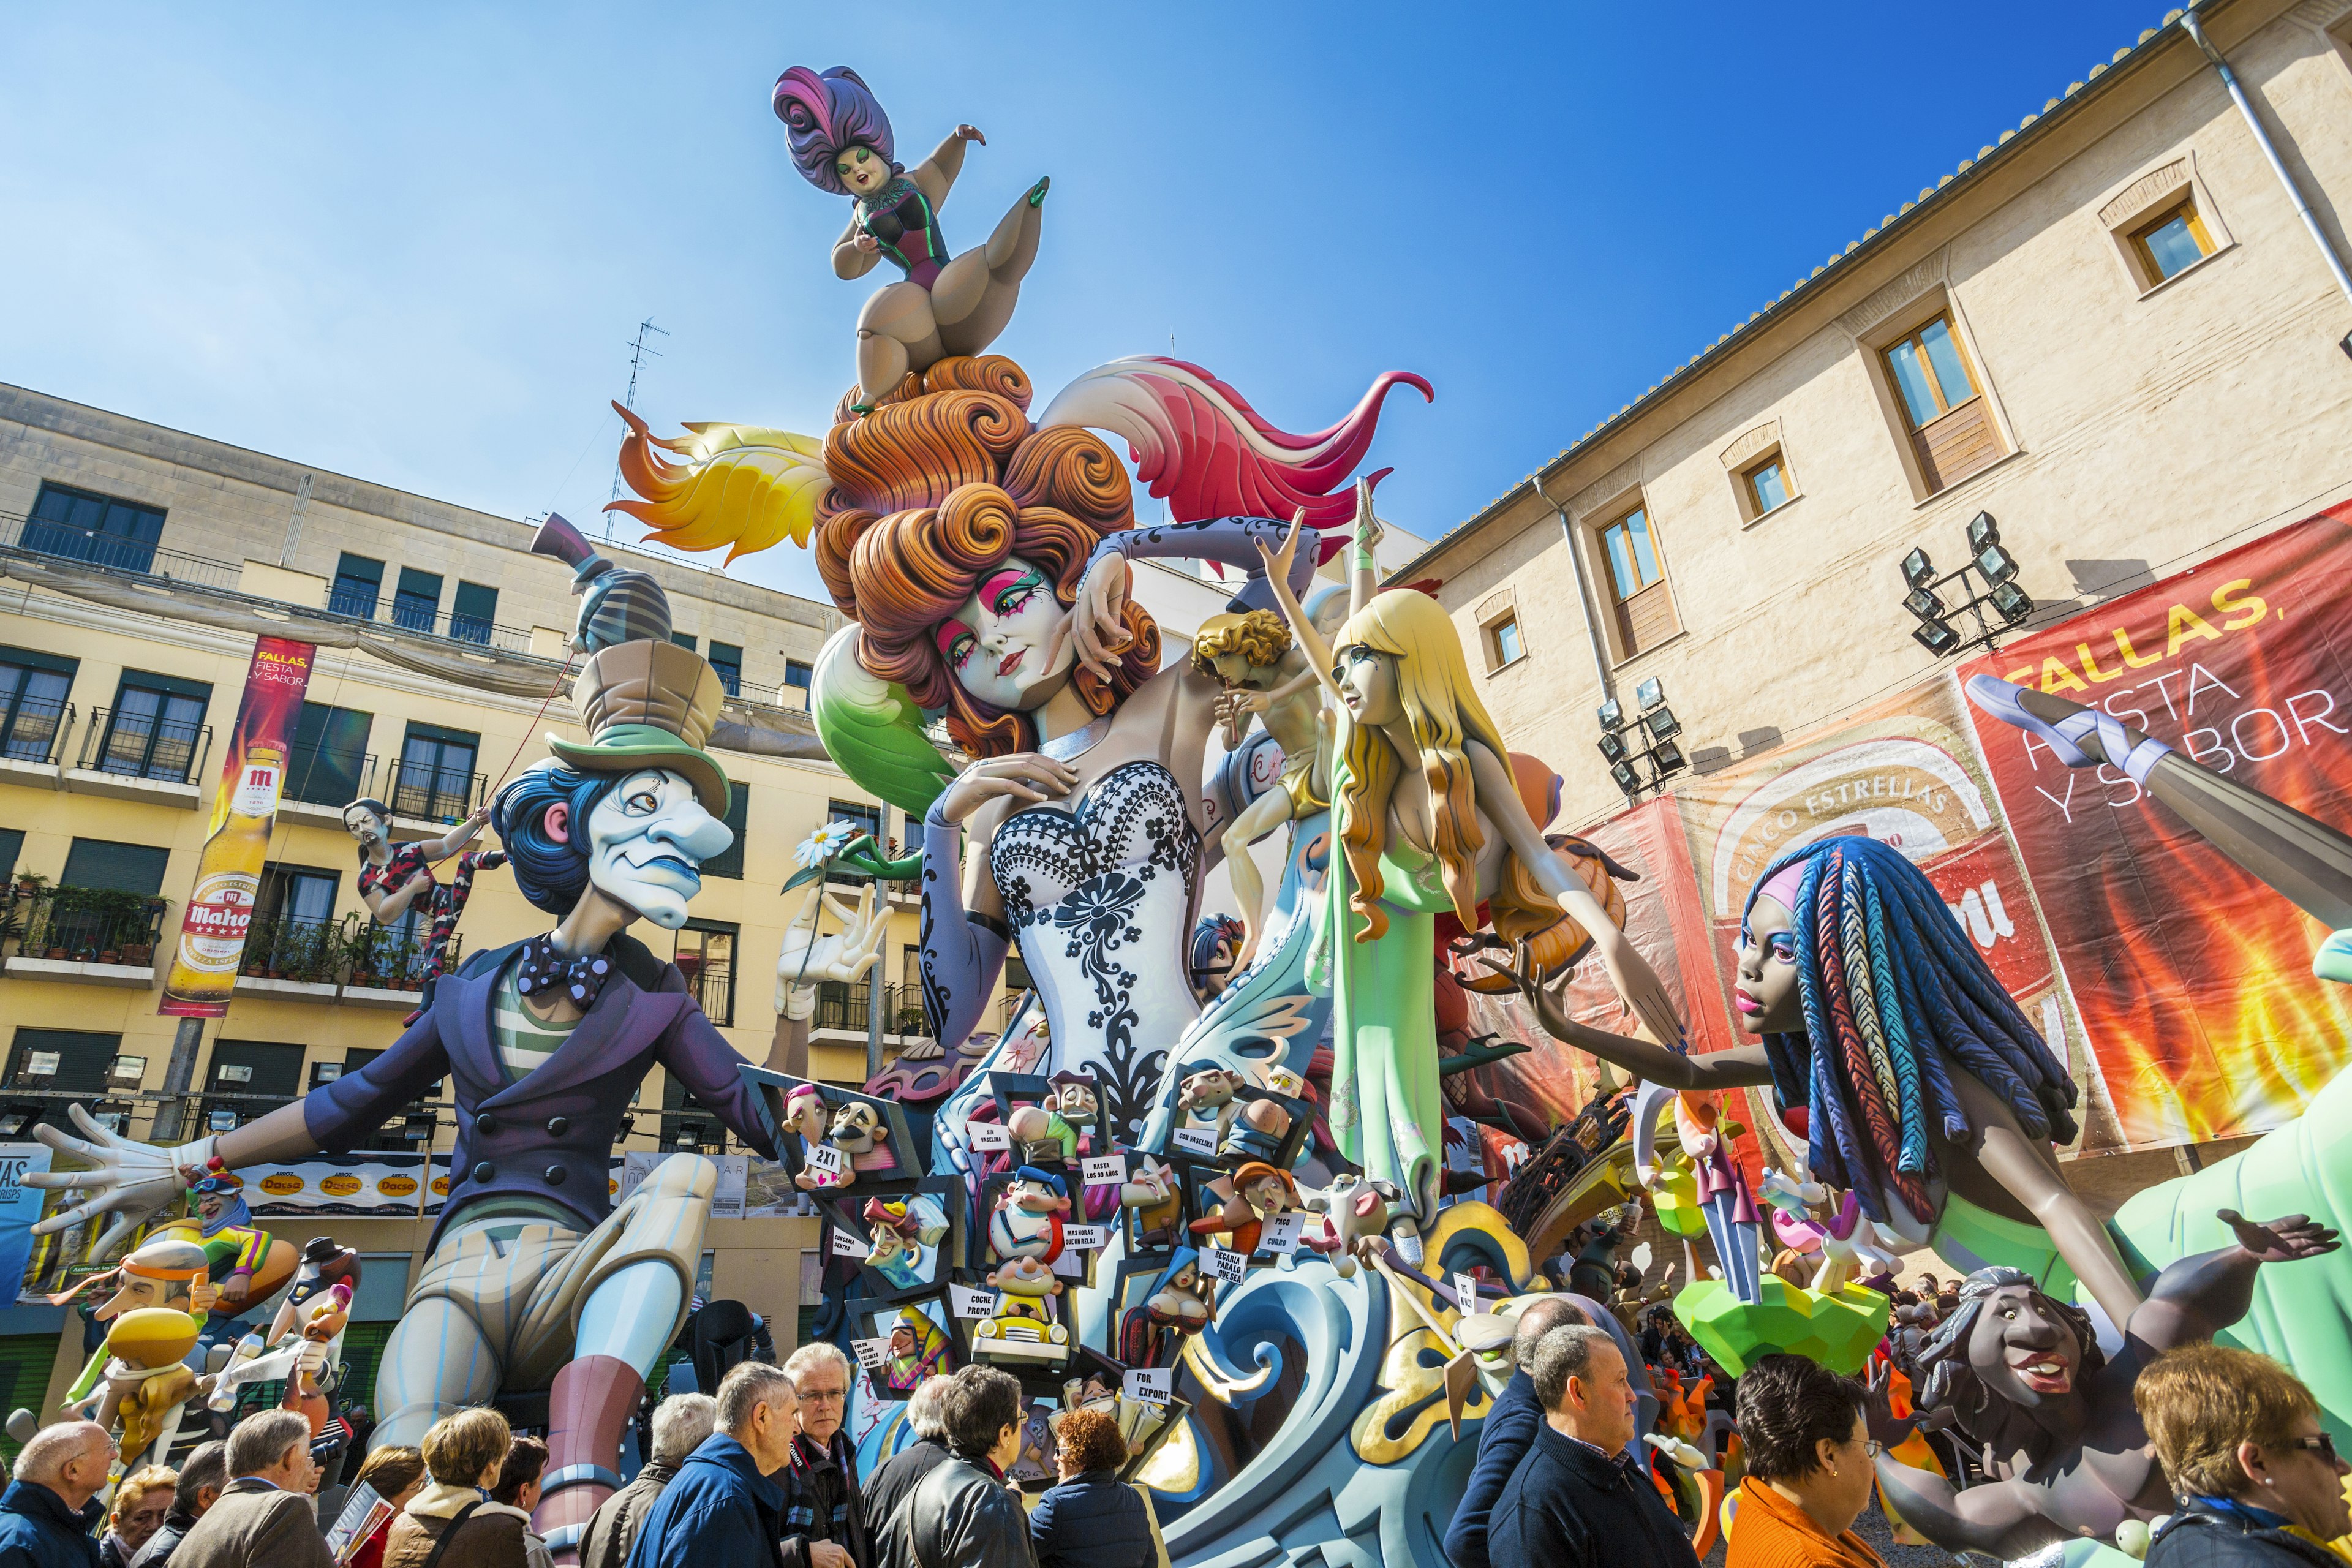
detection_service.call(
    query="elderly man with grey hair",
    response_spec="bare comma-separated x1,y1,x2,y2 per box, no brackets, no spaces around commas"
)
780,1343,868,1568
624,1360,799,1568
1491,1324,1697,1568
578,1393,717,1568
859,1376,954,1547
1442,1297,1589,1568
167,1409,332,1568
0,1419,115,1567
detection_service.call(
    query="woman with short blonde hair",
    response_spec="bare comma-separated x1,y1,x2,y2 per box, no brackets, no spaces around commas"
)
2138,1343,2351,1566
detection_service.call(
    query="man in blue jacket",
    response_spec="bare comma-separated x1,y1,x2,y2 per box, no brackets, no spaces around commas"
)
625,1362,802,1568
0,1421,114,1568
1442,1298,1586,1568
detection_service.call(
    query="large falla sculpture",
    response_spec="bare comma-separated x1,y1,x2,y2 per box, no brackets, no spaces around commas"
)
25,56,2352,1568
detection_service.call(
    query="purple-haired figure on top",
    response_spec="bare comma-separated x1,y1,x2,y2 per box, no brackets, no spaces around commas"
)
772,64,1049,410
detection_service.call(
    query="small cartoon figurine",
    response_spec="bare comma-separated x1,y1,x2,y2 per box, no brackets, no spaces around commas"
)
880,1308,955,1393
971,1254,1069,1364
344,797,507,981
66,1308,203,1469
1189,1160,1299,1257
1117,1249,1216,1369
1300,1172,1401,1279
1218,1096,1292,1166
154,1177,296,1348
862,1196,949,1291
207,1238,363,1419
989,1167,1071,1263
1006,1102,1079,1169
49,1236,219,1417
1172,1068,1248,1147
1188,915,1246,1005
771,66,1049,409
794,1099,896,1190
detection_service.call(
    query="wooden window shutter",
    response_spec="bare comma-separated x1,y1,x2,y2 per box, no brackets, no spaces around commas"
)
1615,582,1679,656
1913,398,2001,491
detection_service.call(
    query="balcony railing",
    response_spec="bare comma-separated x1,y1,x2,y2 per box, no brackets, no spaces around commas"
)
0,510,243,593
237,914,345,984
328,586,537,656
388,760,485,823
677,959,735,1027
344,922,461,992
813,981,931,1040
78,706,212,785
12,886,169,965
0,695,74,766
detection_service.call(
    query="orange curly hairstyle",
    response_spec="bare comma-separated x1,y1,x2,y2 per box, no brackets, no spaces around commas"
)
812,356,1160,757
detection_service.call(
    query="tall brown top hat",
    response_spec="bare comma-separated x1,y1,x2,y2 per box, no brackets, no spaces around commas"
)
530,514,733,815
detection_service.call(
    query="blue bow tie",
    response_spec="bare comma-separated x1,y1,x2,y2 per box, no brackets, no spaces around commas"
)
514,934,614,1006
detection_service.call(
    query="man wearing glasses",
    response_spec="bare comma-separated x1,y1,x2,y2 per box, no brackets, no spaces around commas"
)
780,1343,871,1568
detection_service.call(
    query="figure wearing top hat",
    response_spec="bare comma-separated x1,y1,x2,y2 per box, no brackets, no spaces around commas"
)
24,516,784,1557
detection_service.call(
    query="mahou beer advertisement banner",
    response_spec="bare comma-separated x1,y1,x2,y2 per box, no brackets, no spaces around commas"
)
1957,506,2352,1150
160,636,317,1017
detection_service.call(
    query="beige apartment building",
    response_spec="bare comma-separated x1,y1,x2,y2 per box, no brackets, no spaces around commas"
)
1408,0,2352,827
0,383,979,1413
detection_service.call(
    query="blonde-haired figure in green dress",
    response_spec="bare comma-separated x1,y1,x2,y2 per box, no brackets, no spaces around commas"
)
1257,499,1684,1257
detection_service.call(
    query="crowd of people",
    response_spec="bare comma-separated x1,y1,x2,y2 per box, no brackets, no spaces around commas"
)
4,1308,2346,1568
0,1349,1168,1568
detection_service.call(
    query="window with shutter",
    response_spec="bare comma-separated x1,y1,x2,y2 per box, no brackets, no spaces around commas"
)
1597,504,1681,658
1882,313,2004,492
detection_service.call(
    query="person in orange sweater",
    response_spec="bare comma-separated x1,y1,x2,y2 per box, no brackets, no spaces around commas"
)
1726,1355,1887,1568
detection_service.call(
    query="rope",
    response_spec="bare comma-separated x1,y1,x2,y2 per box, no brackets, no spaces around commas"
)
489,654,578,796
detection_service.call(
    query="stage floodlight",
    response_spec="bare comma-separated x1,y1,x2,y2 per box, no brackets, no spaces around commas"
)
0,1106,36,1137
1989,581,2035,625
1635,677,1665,712
1967,511,2000,552
1903,587,1946,621
1652,739,1687,775
1912,620,1961,656
1901,548,1935,589
1597,731,1629,764
403,1110,437,1142
1975,543,2019,585
1645,706,1682,743
1596,698,1624,731
207,1107,239,1133
1609,760,1641,794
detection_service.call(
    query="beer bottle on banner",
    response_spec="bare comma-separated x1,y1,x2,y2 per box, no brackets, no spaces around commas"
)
177,742,286,980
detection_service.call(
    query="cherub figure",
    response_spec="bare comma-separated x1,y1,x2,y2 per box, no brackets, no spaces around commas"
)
772,66,1048,410
1190,601,1344,968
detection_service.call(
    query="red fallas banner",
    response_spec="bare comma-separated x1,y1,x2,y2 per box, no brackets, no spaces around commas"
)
1958,505,2352,1148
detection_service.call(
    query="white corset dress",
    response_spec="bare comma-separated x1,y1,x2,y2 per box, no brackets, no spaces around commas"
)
989,760,1202,1140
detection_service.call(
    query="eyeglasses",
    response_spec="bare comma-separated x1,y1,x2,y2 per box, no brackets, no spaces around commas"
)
799,1387,849,1404
1861,1439,1883,1459
2294,1434,2340,1466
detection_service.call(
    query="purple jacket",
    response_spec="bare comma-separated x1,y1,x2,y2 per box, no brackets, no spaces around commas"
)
304,937,781,1246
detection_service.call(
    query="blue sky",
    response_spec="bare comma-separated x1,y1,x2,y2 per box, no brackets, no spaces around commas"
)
1,2,2169,605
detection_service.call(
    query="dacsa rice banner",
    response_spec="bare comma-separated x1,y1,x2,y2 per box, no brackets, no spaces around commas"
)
239,1155,429,1218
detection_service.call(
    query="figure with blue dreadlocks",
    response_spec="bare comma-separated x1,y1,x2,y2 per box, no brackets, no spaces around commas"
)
1487,833,2149,1332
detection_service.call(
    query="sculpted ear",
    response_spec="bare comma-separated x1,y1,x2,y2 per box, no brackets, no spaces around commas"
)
543,802,570,845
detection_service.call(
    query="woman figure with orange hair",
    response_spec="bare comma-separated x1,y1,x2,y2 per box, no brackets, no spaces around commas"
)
1256,518,1684,1250
811,361,1329,1140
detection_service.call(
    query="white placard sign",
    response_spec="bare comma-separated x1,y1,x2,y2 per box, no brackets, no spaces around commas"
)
804,1142,845,1175
968,1121,1012,1152
1453,1272,1480,1311
850,1336,891,1371
1122,1366,1172,1406
1052,1248,1085,1278
831,1225,869,1258
1063,1225,1109,1251
1172,1125,1217,1157
1080,1154,1126,1186
1202,1245,1248,1284
951,1286,995,1319
1259,1212,1305,1254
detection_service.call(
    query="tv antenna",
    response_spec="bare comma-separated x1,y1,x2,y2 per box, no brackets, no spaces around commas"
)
606,317,669,537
